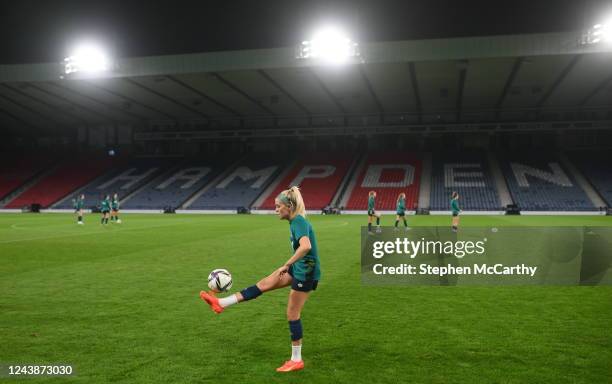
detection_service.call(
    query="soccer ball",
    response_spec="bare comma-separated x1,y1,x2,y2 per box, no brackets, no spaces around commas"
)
207,269,233,292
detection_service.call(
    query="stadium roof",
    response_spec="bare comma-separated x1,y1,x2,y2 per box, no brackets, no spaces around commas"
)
1,31,611,134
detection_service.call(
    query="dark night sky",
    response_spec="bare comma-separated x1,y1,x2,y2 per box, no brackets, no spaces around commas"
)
1,0,611,64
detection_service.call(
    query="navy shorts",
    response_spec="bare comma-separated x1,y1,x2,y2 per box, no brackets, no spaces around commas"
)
368,209,376,216
397,212,405,217
452,211,459,217
101,210,110,214
288,266,318,292
291,278,318,292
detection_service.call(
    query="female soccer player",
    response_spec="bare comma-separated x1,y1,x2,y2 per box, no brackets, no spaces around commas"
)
367,190,381,234
110,193,121,224
394,192,408,231
451,191,461,232
100,195,111,225
200,186,320,373
74,194,85,225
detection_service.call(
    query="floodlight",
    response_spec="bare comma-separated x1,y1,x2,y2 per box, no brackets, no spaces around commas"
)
64,42,111,75
583,17,612,45
297,26,359,63
597,18,612,42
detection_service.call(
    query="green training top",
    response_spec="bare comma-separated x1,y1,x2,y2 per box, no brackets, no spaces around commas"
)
368,195,375,210
396,197,406,213
101,199,111,211
289,214,321,281
451,199,460,213
111,197,119,210
74,199,84,210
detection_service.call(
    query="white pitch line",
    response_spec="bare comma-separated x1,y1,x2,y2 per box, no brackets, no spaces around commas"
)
0,220,197,244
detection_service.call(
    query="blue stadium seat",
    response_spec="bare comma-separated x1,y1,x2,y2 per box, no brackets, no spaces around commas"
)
187,154,288,210
500,154,595,211
430,151,501,210
55,158,174,209
569,151,612,208
122,159,228,209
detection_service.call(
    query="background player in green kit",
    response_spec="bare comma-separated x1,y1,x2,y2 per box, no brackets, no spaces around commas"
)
110,193,121,223
394,192,408,231
73,194,85,225
451,191,462,232
367,190,381,234
200,186,320,373
100,195,111,225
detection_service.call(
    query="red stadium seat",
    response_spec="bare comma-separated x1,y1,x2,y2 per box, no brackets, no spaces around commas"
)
345,152,421,210
6,156,118,209
260,154,354,210
0,156,52,202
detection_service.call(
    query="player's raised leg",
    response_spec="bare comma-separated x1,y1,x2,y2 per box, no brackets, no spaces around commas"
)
200,269,293,313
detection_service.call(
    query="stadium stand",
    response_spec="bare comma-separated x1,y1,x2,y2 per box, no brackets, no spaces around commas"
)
499,154,596,211
123,158,232,209
259,154,354,210
0,155,52,203
188,154,287,210
6,155,117,208
429,152,501,210
569,151,612,207
54,158,173,209
344,152,421,210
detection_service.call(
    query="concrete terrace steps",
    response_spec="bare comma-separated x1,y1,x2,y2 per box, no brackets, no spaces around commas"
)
338,155,368,209
417,152,432,210
251,158,298,210
488,151,513,207
559,152,606,209
331,154,363,207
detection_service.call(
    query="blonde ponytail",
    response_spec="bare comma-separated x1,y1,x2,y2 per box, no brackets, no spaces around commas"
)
278,186,306,218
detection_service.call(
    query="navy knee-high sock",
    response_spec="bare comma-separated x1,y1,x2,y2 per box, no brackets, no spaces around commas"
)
240,285,263,301
289,319,303,341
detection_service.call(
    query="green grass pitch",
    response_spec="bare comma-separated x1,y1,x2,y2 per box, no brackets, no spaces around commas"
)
1,213,611,383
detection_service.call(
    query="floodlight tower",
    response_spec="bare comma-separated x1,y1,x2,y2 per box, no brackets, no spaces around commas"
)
297,26,360,64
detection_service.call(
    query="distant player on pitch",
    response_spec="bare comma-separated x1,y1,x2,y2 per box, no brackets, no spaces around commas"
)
451,191,462,232
394,192,408,231
367,190,381,234
74,194,85,225
110,193,121,224
100,195,111,225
